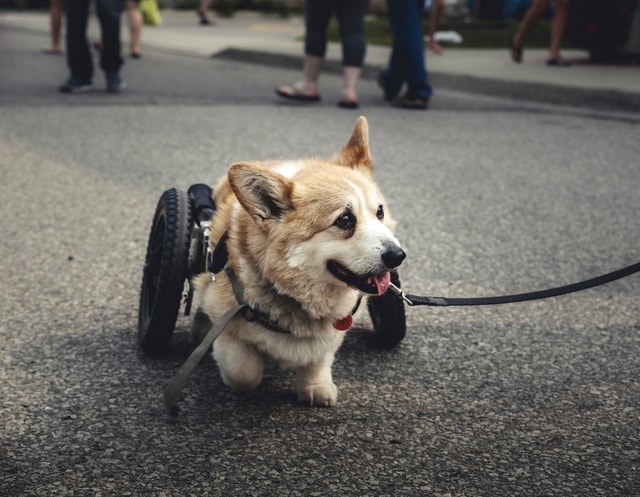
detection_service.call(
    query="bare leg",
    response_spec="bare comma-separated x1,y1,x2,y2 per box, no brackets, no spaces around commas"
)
47,0,63,53
511,0,549,61
197,0,215,25
126,0,143,57
548,0,569,60
300,54,323,95
341,65,361,103
276,54,323,98
427,0,444,54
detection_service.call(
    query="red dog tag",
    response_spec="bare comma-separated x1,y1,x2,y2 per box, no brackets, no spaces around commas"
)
333,315,353,331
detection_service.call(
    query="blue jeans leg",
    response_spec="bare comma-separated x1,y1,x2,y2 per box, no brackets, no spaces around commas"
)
64,0,93,81
384,0,432,100
95,0,124,75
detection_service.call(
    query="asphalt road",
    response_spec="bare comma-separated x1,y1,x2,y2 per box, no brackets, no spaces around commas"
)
1,27,639,497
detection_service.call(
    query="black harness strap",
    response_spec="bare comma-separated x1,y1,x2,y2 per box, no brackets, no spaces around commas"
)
241,305,292,334
208,230,229,274
394,261,640,307
239,296,363,334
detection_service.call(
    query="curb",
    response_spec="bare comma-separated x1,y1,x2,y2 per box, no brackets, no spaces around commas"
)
214,48,640,115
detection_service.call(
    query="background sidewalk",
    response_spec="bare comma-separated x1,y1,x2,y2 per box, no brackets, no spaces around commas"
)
2,9,639,111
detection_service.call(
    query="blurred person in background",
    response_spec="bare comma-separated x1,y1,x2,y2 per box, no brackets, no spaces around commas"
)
59,0,125,93
510,0,572,66
379,0,433,109
197,0,216,25
44,0,63,54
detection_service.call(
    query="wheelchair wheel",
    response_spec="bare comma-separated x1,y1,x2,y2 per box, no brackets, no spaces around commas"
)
367,271,406,349
138,188,193,355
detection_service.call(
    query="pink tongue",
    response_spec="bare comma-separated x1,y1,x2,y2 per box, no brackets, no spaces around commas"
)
373,272,391,296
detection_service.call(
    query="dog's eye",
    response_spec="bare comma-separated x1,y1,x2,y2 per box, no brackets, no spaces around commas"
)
334,211,356,230
376,205,384,220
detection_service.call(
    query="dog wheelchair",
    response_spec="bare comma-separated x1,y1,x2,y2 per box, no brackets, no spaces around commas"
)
137,184,407,356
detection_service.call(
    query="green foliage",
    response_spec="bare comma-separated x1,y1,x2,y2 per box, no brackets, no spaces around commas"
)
171,0,299,18
328,16,569,49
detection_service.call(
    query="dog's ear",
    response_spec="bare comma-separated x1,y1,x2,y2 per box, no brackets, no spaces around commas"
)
332,116,373,173
228,162,293,224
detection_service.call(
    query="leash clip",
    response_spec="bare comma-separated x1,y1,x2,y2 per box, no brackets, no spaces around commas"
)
199,220,216,282
388,282,413,306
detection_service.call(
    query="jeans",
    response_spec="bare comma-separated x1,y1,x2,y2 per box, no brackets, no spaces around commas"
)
383,0,432,99
65,0,123,81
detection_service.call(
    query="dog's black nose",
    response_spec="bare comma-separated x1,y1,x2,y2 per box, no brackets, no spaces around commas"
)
382,246,406,268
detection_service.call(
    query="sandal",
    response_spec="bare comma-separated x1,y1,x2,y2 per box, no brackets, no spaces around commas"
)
337,100,359,109
510,36,523,63
546,57,572,67
275,85,321,102
197,9,214,26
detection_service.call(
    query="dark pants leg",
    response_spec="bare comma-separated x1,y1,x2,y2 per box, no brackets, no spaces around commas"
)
383,0,432,99
64,0,93,81
335,0,369,67
304,0,333,58
95,0,123,75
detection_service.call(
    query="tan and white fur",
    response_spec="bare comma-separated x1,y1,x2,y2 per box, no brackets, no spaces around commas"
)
192,117,405,406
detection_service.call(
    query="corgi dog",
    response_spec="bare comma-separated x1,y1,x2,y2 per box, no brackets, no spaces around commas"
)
192,116,405,406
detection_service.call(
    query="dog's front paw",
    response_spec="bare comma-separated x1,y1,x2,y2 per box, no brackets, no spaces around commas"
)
298,382,338,407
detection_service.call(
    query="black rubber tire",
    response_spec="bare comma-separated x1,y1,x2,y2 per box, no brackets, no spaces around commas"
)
138,188,192,355
367,271,407,349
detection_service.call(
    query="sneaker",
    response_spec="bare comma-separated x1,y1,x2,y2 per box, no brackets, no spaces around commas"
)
106,72,126,93
392,92,429,110
59,76,93,93
377,70,394,102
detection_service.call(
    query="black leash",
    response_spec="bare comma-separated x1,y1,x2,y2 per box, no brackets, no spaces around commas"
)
389,261,640,307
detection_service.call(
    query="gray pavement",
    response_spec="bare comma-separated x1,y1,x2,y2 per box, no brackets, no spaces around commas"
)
1,12,639,497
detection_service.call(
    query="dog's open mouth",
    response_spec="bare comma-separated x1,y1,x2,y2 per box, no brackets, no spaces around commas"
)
327,260,391,296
